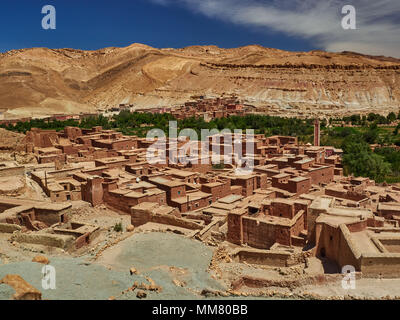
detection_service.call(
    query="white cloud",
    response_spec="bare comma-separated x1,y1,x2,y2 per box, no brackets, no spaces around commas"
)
149,0,400,58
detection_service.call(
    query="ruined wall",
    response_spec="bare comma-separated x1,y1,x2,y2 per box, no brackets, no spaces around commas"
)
34,207,69,226
232,249,293,267
361,254,400,278
315,223,361,270
0,223,22,233
151,213,203,230
0,166,24,178
227,213,243,245
82,177,104,207
12,232,75,249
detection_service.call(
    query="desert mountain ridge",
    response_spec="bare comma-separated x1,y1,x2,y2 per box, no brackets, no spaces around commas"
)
1,43,400,119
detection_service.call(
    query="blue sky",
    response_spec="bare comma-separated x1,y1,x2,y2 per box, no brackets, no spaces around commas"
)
1,0,399,57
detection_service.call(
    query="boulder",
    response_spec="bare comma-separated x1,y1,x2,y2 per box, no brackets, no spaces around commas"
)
136,290,147,299
32,255,49,264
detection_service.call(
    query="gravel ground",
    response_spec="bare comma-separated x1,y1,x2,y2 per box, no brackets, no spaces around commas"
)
0,232,228,300
95,232,227,300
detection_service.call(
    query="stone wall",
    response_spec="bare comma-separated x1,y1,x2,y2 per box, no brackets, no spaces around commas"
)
0,223,22,233
0,166,24,178
11,232,75,249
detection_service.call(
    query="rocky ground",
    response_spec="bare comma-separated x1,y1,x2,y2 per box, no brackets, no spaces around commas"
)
1,44,400,118
0,173,399,300
1,214,400,300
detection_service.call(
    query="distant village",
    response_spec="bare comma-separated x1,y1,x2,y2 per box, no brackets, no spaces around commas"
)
0,95,255,126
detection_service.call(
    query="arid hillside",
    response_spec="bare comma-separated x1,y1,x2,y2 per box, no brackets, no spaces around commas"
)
1,43,400,118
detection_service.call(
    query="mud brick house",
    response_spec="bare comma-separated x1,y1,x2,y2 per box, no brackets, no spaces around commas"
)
271,173,311,195
377,203,400,220
170,190,213,213
92,138,137,151
148,176,187,205
201,180,231,202
227,174,260,197
26,128,59,149
53,221,100,249
266,136,298,146
227,198,309,249
307,196,400,278
0,197,71,230
304,146,326,164
305,165,335,185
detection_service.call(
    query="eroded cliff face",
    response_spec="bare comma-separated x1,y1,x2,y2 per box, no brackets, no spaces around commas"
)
0,43,399,117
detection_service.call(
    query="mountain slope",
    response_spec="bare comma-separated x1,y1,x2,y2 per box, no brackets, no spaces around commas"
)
0,43,399,118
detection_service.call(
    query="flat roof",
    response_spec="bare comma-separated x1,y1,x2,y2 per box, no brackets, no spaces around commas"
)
218,194,243,204
149,177,185,187
172,191,211,204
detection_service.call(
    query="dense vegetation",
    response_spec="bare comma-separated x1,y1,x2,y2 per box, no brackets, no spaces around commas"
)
322,122,400,183
2,111,400,183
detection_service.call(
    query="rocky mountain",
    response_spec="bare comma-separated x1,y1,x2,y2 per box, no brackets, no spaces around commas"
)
1,43,400,118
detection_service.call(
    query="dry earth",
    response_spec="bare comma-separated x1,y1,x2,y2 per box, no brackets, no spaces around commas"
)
1,44,400,118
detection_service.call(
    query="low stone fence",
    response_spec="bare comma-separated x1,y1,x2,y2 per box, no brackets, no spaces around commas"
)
0,223,22,233
231,247,307,267
11,232,75,249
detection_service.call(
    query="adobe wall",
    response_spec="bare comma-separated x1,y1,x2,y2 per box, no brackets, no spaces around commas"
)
315,223,361,270
272,178,311,195
232,177,256,197
231,248,294,267
227,213,243,245
0,223,22,233
201,182,231,202
307,206,329,243
361,254,400,278
242,216,288,249
325,188,367,202
82,178,104,207
34,207,69,225
0,166,24,178
64,126,82,140
175,195,212,213
290,178,311,195
12,232,75,249
131,206,152,226
152,213,203,230
74,229,101,249
270,201,294,219
307,166,334,185
231,272,362,291
104,192,141,213
195,218,221,241
290,211,305,237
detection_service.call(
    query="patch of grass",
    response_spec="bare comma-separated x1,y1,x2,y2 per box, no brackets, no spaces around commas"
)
113,222,123,232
